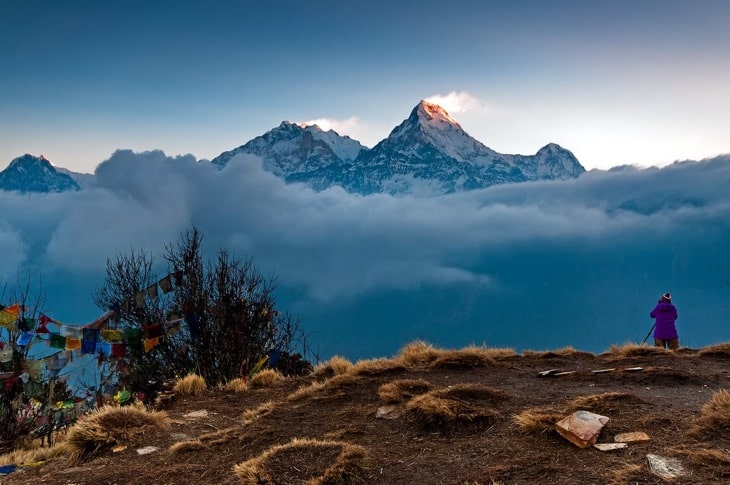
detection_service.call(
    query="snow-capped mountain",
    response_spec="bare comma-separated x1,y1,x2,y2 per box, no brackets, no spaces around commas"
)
213,101,584,196
0,154,81,193
211,121,366,190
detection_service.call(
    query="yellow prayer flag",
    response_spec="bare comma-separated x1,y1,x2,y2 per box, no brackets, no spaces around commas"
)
0,310,17,327
101,329,124,342
65,337,82,350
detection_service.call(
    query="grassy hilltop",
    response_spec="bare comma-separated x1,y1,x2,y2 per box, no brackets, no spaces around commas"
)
2,341,729,484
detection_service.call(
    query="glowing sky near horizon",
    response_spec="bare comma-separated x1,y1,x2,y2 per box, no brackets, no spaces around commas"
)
2,1,729,173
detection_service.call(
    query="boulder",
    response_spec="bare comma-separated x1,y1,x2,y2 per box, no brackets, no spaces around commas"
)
555,410,609,448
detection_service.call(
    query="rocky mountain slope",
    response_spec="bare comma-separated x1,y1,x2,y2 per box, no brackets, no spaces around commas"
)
0,154,80,193
213,101,585,196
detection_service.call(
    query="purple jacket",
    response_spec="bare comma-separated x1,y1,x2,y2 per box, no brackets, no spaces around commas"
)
650,301,678,340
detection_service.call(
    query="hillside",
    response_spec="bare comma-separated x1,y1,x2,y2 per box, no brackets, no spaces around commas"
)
2,342,729,484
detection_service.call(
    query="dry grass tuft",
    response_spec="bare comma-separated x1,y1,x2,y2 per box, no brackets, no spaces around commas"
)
378,379,435,404
223,377,248,393
0,443,71,467
605,464,646,485
350,357,407,376
397,340,443,368
313,355,354,377
690,389,730,440
64,405,170,463
512,409,565,435
233,437,367,484
567,392,647,414
698,342,730,358
169,439,207,454
673,446,730,478
174,373,207,396
249,369,286,388
287,374,362,402
242,400,276,425
523,346,594,358
606,342,670,358
428,346,497,369
406,383,508,428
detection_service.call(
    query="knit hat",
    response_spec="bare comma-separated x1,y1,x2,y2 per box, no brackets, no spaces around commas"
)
661,293,672,302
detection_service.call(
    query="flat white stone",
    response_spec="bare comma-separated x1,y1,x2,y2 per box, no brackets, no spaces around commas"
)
647,454,685,480
376,405,401,419
136,446,159,455
593,442,627,451
591,368,615,374
183,409,208,419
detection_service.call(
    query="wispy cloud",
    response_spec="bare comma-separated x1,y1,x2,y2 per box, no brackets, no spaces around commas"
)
425,91,486,114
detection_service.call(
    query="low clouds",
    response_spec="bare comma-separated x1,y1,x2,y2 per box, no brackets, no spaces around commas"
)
1,151,729,357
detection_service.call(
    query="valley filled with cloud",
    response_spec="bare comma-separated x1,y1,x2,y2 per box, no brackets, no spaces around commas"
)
1,151,728,358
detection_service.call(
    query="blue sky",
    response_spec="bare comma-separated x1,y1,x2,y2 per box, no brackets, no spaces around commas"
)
2,1,730,173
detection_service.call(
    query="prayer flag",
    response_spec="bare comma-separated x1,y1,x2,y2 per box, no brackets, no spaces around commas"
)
17,331,34,347
0,310,17,327
111,343,126,358
0,349,13,363
101,329,124,342
65,337,81,351
135,291,146,308
146,283,158,299
49,333,66,349
158,275,173,293
143,337,159,352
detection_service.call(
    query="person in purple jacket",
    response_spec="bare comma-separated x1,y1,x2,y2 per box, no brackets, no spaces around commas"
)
650,292,679,350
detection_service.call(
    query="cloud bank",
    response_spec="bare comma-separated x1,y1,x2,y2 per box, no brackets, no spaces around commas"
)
1,151,729,358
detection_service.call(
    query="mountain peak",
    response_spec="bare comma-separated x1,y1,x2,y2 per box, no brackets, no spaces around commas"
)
414,100,460,127
0,154,80,193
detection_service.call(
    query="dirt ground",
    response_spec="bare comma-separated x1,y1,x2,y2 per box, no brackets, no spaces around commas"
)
3,344,729,484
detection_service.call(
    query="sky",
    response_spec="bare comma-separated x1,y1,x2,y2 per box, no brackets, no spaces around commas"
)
2,1,730,173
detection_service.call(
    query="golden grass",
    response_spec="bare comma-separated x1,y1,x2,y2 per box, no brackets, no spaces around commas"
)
671,445,730,472
313,355,354,377
378,379,435,404
690,389,730,439
406,383,508,428
174,373,207,396
350,357,407,376
233,438,367,484
242,400,276,425
698,342,730,358
605,342,671,358
249,369,286,388
223,377,248,393
522,346,594,358
567,392,647,414
397,340,443,368
169,439,207,454
605,464,646,485
428,346,497,369
287,374,362,402
0,443,71,467
512,409,565,435
64,404,170,463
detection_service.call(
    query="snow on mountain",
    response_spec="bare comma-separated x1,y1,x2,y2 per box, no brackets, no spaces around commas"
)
211,122,365,181
0,154,81,193
211,100,584,196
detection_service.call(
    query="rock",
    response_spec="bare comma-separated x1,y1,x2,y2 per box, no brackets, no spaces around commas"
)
183,409,208,419
646,454,685,480
112,444,127,453
538,369,560,377
614,431,650,443
376,405,401,419
593,443,627,451
555,410,610,448
624,367,643,372
553,371,576,376
136,446,159,455
591,368,615,374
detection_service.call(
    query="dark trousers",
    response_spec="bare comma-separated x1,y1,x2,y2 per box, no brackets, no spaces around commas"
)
654,338,679,350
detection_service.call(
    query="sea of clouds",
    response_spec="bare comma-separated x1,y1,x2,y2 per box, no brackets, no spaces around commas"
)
1,150,729,359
